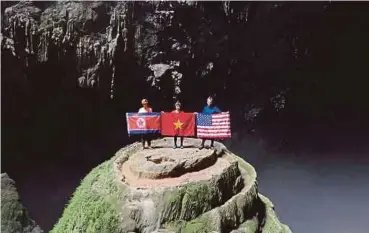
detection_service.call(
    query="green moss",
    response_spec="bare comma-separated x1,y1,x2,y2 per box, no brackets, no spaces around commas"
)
179,182,217,220
167,188,185,205
232,155,251,174
258,194,292,233
1,174,41,233
51,157,125,233
182,216,213,233
163,187,217,233
161,189,186,222
159,181,219,226
162,181,219,223
163,220,185,233
164,214,215,233
243,218,259,233
1,186,25,233
184,182,214,199
280,224,292,233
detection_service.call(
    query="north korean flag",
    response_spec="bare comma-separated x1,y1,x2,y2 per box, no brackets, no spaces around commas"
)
126,112,161,135
161,112,195,137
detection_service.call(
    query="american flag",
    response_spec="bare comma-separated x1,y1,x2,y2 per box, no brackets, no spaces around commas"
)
196,112,231,139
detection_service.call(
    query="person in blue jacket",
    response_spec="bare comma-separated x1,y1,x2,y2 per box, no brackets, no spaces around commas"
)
199,96,221,149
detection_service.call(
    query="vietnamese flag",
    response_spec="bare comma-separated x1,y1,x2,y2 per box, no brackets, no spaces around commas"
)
161,112,195,136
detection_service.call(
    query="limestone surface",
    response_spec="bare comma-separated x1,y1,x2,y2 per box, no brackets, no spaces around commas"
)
126,146,217,179
51,138,292,233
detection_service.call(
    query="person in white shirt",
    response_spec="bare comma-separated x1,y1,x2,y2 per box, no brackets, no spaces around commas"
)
138,99,152,149
139,99,153,113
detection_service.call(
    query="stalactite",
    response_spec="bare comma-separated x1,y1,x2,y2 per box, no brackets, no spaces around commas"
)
107,26,112,42
2,1,169,98
30,24,36,54
110,66,115,99
76,38,82,67
24,19,30,53
80,37,86,67
122,27,128,52
223,1,231,16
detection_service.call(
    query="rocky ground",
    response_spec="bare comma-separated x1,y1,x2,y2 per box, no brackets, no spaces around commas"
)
51,138,291,233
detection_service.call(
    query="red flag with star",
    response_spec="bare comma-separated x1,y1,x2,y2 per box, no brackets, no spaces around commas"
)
161,112,195,136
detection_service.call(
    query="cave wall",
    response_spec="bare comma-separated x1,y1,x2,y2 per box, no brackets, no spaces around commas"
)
2,1,369,170
1,1,327,111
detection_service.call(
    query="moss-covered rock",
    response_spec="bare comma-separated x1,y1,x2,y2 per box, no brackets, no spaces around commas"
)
182,215,215,233
51,138,291,233
1,173,43,233
258,194,292,233
50,157,126,233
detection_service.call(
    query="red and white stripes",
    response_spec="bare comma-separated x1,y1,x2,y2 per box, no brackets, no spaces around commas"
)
197,112,231,138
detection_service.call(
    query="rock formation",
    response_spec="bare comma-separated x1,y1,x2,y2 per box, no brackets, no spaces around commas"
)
1,1,333,125
51,138,291,233
3,2,369,171
1,173,43,233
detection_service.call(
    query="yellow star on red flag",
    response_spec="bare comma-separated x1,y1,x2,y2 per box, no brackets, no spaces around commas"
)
173,119,184,129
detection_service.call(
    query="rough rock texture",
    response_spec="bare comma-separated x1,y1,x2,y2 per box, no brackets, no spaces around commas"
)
3,2,369,175
2,1,345,127
126,146,217,179
1,0,296,108
51,138,291,233
1,173,43,233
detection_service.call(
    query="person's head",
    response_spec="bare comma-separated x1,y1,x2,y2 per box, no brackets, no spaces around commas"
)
175,101,181,111
141,99,149,107
207,96,213,106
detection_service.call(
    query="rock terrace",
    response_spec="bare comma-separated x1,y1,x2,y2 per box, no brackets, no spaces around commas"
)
115,138,234,189
129,147,218,178
51,138,292,233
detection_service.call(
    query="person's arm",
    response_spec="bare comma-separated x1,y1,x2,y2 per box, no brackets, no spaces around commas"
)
202,106,207,114
214,106,221,113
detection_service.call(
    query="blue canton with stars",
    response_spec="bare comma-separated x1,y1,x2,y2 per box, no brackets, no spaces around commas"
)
196,113,212,126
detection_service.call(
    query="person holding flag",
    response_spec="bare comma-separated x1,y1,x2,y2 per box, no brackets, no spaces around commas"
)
161,101,196,148
138,99,153,149
198,96,221,150
126,99,161,148
172,101,185,149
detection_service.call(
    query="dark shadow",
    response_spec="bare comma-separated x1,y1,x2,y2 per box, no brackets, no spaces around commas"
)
149,145,166,149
